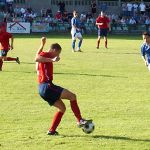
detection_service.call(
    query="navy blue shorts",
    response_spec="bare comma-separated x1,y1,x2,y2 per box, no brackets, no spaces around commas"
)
98,28,108,37
0,50,8,57
39,81,64,106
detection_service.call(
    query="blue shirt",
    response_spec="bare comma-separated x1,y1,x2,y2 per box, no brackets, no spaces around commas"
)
141,43,150,63
71,17,81,33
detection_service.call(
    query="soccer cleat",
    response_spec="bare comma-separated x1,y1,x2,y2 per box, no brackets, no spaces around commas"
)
16,57,20,64
72,49,76,52
47,130,59,136
77,48,82,52
0,68,2,71
77,119,93,128
96,47,99,49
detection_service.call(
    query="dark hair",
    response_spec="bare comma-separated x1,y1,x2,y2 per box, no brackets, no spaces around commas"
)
143,32,150,37
50,43,62,51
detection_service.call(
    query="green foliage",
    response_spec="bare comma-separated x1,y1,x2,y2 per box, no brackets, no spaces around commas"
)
0,34,150,150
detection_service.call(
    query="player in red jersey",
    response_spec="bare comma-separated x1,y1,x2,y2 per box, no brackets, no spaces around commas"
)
0,25,20,71
35,37,92,135
96,11,110,49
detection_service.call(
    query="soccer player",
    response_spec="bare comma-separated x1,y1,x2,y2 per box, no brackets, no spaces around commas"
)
0,25,20,71
35,37,91,135
96,11,110,49
141,32,150,71
71,10,83,52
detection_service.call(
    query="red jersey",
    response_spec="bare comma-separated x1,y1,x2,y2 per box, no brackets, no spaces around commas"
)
0,31,12,50
96,16,110,29
37,52,54,83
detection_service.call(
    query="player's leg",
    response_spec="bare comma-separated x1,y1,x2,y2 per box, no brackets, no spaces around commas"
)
71,32,76,52
0,50,6,71
0,57,3,71
97,36,101,49
77,33,83,52
104,29,108,48
104,36,108,48
4,56,20,64
47,99,66,135
60,89,92,127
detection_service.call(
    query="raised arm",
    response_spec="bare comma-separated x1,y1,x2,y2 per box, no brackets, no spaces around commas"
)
36,37,46,55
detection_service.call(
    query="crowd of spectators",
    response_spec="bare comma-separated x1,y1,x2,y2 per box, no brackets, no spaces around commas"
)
110,1,150,31
0,0,150,32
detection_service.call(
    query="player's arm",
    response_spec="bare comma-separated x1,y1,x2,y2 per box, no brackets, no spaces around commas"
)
10,36,14,50
141,46,148,66
36,37,46,55
96,22,103,26
142,55,148,66
35,55,60,63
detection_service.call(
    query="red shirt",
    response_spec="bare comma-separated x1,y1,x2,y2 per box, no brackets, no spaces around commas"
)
37,52,54,83
0,31,12,50
96,16,110,29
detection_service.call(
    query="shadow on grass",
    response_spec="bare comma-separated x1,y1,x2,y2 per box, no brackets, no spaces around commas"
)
61,134,150,142
55,72,127,78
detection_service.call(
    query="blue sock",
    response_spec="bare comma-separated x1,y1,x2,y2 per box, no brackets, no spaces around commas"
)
78,39,82,49
72,40,76,50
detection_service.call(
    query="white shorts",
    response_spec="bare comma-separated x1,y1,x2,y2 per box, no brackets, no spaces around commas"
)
71,32,82,40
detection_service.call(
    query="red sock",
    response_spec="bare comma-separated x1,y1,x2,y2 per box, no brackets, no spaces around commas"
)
0,59,3,70
49,111,64,132
97,40,100,48
6,57,16,61
105,40,107,48
70,100,82,122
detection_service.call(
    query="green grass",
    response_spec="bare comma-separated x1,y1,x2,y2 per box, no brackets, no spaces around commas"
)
0,34,150,150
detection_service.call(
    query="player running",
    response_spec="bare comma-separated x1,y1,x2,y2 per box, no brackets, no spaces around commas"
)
96,11,110,49
71,10,83,52
0,24,20,71
35,37,92,135
141,32,150,71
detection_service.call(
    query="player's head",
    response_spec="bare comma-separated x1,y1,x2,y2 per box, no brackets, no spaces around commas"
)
142,32,150,43
49,43,62,57
100,11,105,17
73,10,78,17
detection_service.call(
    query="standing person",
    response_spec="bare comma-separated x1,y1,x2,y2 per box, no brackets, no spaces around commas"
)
71,10,83,52
35,37,92,135
91,0,97,18
96,11,110,49
0,25,20,71
141,32,150,71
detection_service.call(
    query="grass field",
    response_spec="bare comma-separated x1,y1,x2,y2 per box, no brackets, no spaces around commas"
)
0,34,150,150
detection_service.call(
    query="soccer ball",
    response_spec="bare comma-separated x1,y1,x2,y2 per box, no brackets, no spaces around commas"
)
82,122,95,134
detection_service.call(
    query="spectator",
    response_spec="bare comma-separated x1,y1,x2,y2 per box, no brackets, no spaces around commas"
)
121,3,127,17
139,2,146,15
127,2,133,16
91,0,96,17
62,11,68,22
133,2,138,16
41,8,46,17
58,1,65,14
55,10,62,22
46,8,52,17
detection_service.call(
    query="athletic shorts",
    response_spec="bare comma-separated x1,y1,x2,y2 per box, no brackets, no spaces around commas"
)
98,28,108,37
39,81,64,106
0,50,8,57
71,32,82,40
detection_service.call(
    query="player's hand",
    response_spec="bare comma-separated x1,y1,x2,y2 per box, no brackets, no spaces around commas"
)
41,37,46,45
52,56,60,62
10,45,13,50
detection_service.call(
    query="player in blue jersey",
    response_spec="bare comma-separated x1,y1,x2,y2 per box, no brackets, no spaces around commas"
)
141,32,150,71
71,10,83,52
